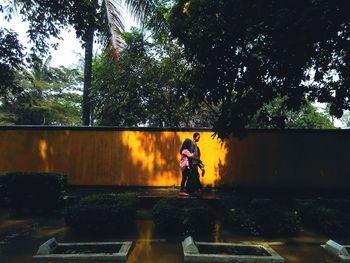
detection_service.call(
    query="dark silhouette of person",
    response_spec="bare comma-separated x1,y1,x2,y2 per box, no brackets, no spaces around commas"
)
179,138,194,196
189,133,205,195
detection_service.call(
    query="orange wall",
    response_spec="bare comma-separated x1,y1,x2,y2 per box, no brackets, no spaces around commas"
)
0,128,350,188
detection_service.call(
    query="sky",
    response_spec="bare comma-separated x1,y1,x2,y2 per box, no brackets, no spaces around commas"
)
0,1,138,67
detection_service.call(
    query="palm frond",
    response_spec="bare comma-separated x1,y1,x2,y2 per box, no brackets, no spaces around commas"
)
104,0,167,61
124,0,167,32
104,0,125,60
124,0,154,22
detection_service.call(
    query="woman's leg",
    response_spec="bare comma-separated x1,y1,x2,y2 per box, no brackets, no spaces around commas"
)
180,169,189,192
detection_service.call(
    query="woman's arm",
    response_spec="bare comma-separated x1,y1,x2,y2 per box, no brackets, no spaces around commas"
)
182,149,194,158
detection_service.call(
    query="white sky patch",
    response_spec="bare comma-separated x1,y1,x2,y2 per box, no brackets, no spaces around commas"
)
0,2,138,68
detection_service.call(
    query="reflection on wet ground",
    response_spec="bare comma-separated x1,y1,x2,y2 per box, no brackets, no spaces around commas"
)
128,242,182,263
0,209,346,263
272,244,335,263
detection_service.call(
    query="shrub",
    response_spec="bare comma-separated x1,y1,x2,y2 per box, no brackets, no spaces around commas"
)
64,193,139,234
80,192,139,209
224,198,301,237
183,206,216,235
6,172,67,212
225,208,259,236
0,172,9,206
299,200,349,237
152,198,184,233
152,198,216,235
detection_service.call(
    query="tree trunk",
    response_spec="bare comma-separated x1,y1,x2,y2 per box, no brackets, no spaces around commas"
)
82,0,101,127
82,25,94,126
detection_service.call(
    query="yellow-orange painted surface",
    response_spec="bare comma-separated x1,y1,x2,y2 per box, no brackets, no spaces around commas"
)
0,129,350,188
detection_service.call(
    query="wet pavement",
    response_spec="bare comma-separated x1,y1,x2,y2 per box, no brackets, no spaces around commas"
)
0,207,347,263
1,187,350,262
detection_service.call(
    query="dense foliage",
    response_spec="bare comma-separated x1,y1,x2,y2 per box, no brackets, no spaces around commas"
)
5,172,67,213
0,56,82,125
64,193,139,234
299,199,350,237
0,172,9,206
249,98,334,129
224,198,301,236
91,29,216,127
2,0,165,125
152,198,215,235
170,0,350,137
2,0,111,53
0,28,24,98
0,1,344,130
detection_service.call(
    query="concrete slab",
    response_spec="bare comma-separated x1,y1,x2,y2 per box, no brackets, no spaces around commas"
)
321,240,350,262
33,238,133,262
182,236,284,263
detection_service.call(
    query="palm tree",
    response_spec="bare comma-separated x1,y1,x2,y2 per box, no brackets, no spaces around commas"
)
5,0,165,125
86,0,167,125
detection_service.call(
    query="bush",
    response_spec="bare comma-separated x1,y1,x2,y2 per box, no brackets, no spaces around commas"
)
0,172,9,206
80,192,139,208
225,208,259,236
64,193,139,234
299,200,349,237
183,206,216,235
152,198,184,233
6,172,67,212
251,206,301,236
224,198,301,237
152,198,216,235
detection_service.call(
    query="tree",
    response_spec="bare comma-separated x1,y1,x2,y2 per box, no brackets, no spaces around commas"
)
169,0,350,138
0,56,83,125
249,97,334,129
91,28,215,127
0,28,24,97
5,0,164,125
287,103,334,129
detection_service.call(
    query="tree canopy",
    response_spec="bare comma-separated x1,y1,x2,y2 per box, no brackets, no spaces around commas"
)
3,0,164,125
0,0,345,132
0,28,24,97
0,56,82,125
249,97,334,129
91,28,216,127
169,0,350,138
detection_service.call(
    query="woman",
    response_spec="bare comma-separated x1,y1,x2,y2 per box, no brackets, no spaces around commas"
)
179,138,194,196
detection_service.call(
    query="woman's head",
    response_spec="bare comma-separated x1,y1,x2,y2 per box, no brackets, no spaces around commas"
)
180,138,192,154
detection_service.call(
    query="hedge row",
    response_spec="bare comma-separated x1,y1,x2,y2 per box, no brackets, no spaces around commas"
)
2,172,67,212
298,199,350,237
64,193,139,234
0,172,8,206
152,198,216,236
223,197,350,237
0,172,349,238
223,198,301,237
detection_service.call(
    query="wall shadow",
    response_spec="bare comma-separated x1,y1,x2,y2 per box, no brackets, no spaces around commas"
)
216,132,350,188
122,131,182,186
